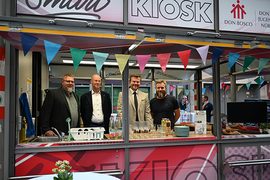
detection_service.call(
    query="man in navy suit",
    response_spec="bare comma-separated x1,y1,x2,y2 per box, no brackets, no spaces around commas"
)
81,74,112,134
41,74,80,136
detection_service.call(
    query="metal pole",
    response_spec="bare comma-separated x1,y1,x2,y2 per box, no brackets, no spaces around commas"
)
151,68,155,99
101,66,105,92
195,69,202,110
230,65,236,102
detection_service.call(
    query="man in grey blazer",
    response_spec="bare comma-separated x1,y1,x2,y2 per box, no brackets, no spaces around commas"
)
81,74,112,134
117,74,153,126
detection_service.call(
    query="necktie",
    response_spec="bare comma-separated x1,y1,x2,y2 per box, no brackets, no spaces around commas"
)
133,92,139,121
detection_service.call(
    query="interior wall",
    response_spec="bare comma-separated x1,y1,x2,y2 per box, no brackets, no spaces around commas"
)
18,51,32,111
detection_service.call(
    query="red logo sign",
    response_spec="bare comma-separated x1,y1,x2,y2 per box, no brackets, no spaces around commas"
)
231,0,246,19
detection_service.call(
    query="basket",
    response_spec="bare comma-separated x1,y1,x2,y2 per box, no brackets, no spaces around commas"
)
70,127,105,141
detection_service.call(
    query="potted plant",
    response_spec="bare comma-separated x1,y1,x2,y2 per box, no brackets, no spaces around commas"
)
52,160,73,180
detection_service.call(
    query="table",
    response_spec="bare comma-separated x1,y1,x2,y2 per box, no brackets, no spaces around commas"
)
32,172,120,180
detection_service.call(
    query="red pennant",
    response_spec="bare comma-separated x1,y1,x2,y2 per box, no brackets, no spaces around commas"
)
221,82,226,89
177,50,191,70
157,53,171,73
225,85,231,92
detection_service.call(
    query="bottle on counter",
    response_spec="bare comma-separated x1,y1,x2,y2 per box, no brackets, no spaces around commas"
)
117,116,123,139
115,115,118,139
109,116,115,139
166,119,171,136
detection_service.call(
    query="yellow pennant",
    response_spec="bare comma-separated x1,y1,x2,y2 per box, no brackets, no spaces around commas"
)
238,85,244,91
115,54,130,74
177,88,183,94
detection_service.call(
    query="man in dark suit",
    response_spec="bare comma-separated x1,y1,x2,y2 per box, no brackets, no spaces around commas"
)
41,74,80,136
81,74,112,134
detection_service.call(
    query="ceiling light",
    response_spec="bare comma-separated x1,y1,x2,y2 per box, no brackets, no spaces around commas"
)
63,60,133,66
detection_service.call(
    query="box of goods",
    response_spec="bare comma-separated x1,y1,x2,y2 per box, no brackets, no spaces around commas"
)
174,126,189,137
195,123,207,134
70,127,105,141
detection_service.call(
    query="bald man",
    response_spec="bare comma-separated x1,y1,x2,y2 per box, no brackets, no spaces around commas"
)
81,74,112,134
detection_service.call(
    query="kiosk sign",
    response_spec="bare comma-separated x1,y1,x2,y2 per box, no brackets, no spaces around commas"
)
128,0,214,29
219,0,270,34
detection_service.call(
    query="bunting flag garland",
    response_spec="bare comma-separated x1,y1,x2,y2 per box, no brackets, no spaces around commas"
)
20,32,39,56
196,45,209,65
70,47,87,71
254,77,261,85
177,88,183,94
212,47,225,66
228,52,240,71
177,50,191,70
136,55,151,74
170,85,175,92
185,89,190,96
243,56,256,73
44,40,62,65
209,86,213,92
193,89,195,93
157,53,171,73
237,85,243,91
258,58,270,74
202,88,206,94
259,81,268,89
221,82,226,89
225,85,231,92
93,51,109,73
246,82,251,90
115,54,130,74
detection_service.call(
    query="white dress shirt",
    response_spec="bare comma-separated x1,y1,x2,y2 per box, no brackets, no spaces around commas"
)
91,90,104,123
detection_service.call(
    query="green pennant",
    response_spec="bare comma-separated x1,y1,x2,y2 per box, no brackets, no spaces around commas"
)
246,82,251,90
243,56,256,73
70,48,87,71
254,77,261,85
258,58,270,74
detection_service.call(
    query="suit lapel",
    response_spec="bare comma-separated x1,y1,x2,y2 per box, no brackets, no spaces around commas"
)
87,91,93,111
58,88,70,112
129,90,136,110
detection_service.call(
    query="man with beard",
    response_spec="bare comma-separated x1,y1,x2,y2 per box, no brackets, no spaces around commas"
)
150,79,180,129
117,74,152,125
81,74,112,134
41,74,80,136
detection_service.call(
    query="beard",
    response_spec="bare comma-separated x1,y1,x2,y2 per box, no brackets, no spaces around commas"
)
65,87,73,93
157,91,166,98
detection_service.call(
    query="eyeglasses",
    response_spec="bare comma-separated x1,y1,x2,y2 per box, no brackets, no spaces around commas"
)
64,80,74,84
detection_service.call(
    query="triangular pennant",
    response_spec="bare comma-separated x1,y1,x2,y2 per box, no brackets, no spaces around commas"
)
228,52,240,71
225,85,231,92
193,89,195,93
136,55,151,74
202,88,206,94
157,53,171,73
20,32,39,56
170,85,175,92
196,45,209,65
93,51,109,73
177,50,191,70
243,56,256,73
44,40,62,65
177,88,183,94
246,82,251,90
185,89,190,96
258,58,270,74
237,85,243,91
212,47,225,66
221,82,226,89
254,77,261,85
260,76,264,84
115,54,130,74
209,86,213,92
260,81,268,89
70,47,87,71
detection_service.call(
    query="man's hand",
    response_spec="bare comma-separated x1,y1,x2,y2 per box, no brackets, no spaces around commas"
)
186,101,189,105
45,130,56,136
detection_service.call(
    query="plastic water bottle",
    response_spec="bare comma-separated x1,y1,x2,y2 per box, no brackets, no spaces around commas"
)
109,116,115,139
117,116,123,139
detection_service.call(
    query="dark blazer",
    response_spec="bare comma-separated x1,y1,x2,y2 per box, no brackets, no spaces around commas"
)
40,87,80,134
80,90,112,134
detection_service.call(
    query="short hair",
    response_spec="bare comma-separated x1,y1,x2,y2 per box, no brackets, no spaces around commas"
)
182,95,187,99
130,74,141,81
62,74,74,80
204,95,208,100
156,79,167,87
